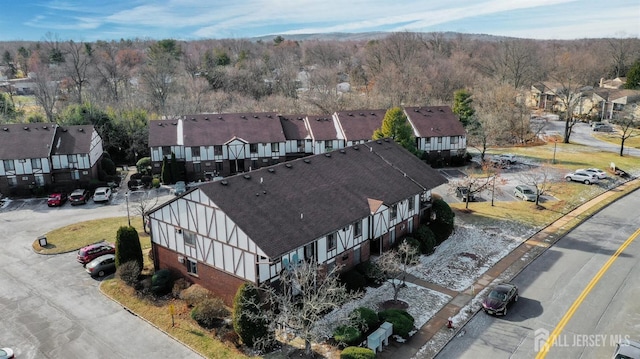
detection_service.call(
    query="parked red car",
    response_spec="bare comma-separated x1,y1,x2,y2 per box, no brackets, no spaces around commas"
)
47,192,68,207
77,242,116,265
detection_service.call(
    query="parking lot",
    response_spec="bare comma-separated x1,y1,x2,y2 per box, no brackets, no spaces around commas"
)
0,188,198,359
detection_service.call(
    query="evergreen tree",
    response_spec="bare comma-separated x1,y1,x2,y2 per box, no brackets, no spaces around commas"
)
373,107,416,153
452,89,475,127
233,283,270,349
624,60,640,89
170,152,179,183
161,156,171,184
115,226,143,270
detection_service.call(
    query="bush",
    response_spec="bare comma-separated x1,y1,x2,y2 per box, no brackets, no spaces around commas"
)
151,178,161,188
141,175,153,188
172,277,190,298
180,284,212,307
115,226,143,270
190,297,230,328
429,198,455,245
130,172,143,180
378,309,415,338
350,307,379,333
151,269,174,295
117,260,141,286
333,325,362,346
233,283,269,349
339,270,367,293
415,225,437,254
340,346,375,359
355,261,385,286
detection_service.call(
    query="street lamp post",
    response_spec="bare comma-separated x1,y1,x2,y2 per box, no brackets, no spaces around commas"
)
552,140,557,164
125,191,131,227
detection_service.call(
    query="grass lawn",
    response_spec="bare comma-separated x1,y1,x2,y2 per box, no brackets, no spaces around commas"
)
593,128,640,150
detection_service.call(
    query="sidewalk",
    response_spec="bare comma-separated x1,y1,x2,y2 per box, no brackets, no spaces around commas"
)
376,177,640,359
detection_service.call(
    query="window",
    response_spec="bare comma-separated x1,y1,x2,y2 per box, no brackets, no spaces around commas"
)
324,141,333,152
438,137,443,144
191,146,200,157
31,158,42,170
184,230,196,246
7,176,17,188
34,174,45,186
250,143,258,153
451,136,459,144
67,154,78,164
327,233,336,251
354,221,362,237
187,258,198,275
193,162,201,175
425,137,431,144
213,145,223,156
215,162,223,174
71,170,80,180
390,204,397,220
296,140,304,152
162,146,171,156
408,198,414,211
3,160,14,172
271,143,280,153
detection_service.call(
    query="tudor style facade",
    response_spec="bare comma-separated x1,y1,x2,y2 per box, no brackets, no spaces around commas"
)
148,107,467,182
147,140,448,305
0,123,103,197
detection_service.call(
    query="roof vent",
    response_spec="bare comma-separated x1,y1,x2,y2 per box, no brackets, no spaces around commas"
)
439,108,444,112
241,115,246,119
339,149,346,154
191,117,196,121
325,153,331,157
23,126,28,130
426,109,432,112
359,113,364,116
298,117,303,120
285,163,292,168
267,114,272,118
172,122,177,125
218,116,223,119
316,118,322,121
414,109,419,112
243,174,251,179
253,115,258,118
348,113,353,116
2,127,7,131
371,112,375,115
324,118,329,121
204,117,209,120
220,180,229,186
353,145,359,150
62,128,68,132
157,123,163,126
376,140,382,144
303,159,311,163
78,128,84,132
43,125,48,129
268,168,275,173
384,138,389,142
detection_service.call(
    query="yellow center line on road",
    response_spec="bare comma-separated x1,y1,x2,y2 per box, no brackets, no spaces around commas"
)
536,227,640,358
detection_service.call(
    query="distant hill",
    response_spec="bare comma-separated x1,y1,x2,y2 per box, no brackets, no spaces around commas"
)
251,31,514,43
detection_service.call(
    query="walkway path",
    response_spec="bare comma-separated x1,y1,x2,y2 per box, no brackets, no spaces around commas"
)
376,177,640,359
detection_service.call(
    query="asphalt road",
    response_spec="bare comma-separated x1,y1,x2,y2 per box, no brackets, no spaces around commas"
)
0,189,202,359
435,187,640,359
542,119,640,157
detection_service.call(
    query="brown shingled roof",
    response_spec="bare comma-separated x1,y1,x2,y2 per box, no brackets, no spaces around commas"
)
278,115,310,140
51,125,96,155
335,109,387,142
307,114,339,141
150,113,286,147
404,106,466,138
0,123,55,160
194,139,447,258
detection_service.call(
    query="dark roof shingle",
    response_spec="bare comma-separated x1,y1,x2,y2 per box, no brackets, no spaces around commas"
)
404,106,465,137
0,123,56,160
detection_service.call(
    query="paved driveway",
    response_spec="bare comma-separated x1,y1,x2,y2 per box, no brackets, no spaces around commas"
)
0,189,200,359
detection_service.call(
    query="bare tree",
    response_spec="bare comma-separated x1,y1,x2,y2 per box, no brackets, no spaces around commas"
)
517,163,555,207
61,40,93,104
259,260,348,356
451,162,502,208
611,104,640,156
130,189,159,234
29,51,60,122
376,240,418,302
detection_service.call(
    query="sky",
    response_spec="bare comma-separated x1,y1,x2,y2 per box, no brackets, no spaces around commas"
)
0,0,638,42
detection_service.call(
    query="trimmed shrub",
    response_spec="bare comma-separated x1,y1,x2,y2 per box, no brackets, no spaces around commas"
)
151,269,174,295
151,178,161,188
333,325,362,346
415,225,437,254
117,260,141,286
115,226,143,270
355,261,385,286
136,157,151,173
233,283,269,349
340,346,375,359
378,309,415,338
180,284,212,307
190,297,230,328
141,175,153,188
130,172,143,180
339,270,367,293
429,198,455,245
101,156,116,176
172,277,190,298
350,307,379,333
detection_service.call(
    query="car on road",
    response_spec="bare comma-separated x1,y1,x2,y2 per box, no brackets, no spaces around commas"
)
578,168,607,180
565,170,600,184
482,283,518,316
85,254,116,277
69,188,90,205
496,153,517,164
593,124,614,132
93,187,112,203
0,347,14,359
514,185,536,201
77,242,116,265
455,186,476,202
47,192,68,207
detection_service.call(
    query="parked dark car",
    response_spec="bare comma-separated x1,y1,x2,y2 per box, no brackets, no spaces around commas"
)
85,254,116,277
77,242,116,265
69,189,90,205
455,186,476,202
47,192,68,207
482,283,518,315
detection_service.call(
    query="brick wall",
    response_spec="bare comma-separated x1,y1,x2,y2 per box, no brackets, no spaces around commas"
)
154,244,248,306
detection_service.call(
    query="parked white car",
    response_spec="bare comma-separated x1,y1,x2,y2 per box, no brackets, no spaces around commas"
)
578,168,607,179
565,170,599,184
514,185,536,201
93,187,112,203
